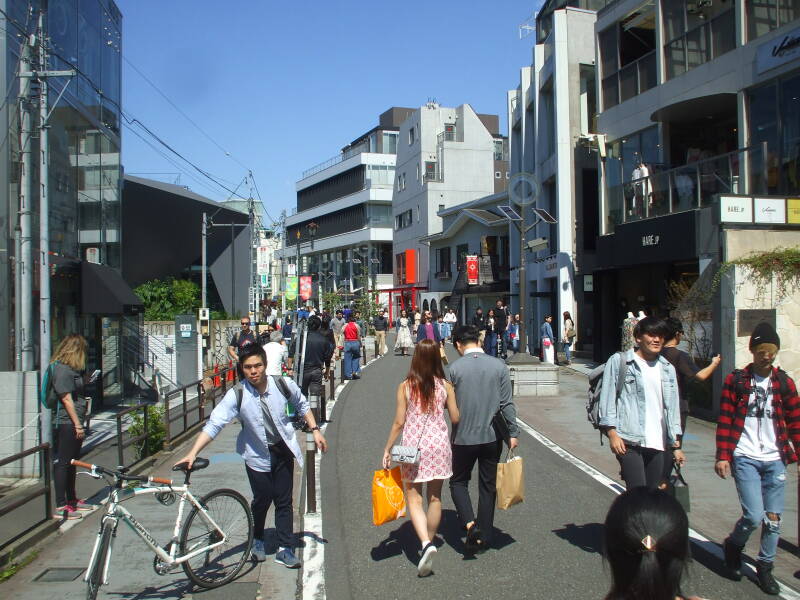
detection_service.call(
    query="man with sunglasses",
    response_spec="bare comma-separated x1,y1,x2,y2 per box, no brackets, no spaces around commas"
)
230,318,258,379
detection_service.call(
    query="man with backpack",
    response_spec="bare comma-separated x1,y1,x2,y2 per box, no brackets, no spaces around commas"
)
175,345,327,569
716,322,800,595
597,317,683,490
229,317,258,379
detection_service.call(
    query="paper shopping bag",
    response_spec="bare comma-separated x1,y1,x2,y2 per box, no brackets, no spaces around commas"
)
372,467,406,526
439,345,449,365
496,450,524,510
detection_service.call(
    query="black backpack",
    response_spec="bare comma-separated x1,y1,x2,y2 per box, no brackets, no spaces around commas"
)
586,352,628,444
731,368,791,404
234,375,305,430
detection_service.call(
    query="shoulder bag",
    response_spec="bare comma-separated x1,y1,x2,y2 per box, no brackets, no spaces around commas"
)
391,405,432,465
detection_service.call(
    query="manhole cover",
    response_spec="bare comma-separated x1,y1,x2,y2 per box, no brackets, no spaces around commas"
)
33,567,85,582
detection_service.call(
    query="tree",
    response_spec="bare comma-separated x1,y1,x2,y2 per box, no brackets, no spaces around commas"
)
134,278,201,321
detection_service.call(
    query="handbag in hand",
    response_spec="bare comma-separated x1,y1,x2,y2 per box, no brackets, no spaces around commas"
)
391,411,431,465
667,463,690,513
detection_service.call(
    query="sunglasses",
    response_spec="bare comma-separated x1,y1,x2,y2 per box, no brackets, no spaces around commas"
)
241,322,250,326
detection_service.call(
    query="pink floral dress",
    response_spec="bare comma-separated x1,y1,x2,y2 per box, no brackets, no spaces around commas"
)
400,378,453,483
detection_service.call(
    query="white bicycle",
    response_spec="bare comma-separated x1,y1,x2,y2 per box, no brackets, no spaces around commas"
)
72,458,254,600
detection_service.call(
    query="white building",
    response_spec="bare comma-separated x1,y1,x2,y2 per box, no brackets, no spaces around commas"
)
391,102,507,315
279,108,410,309
509,0,600,353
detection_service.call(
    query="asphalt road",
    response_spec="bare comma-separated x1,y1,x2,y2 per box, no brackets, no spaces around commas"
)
321,345,782,600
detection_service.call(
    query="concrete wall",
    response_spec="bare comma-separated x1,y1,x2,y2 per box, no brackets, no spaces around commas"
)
0,371,40,478
720,229,800,386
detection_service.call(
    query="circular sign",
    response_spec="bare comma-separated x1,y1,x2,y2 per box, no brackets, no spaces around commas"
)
509,172,539,206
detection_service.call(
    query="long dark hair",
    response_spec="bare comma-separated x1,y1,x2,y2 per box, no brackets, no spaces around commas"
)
405,339,445,414
604,488,690,600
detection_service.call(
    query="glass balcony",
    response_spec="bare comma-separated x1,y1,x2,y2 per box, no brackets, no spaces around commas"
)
604,143,768,232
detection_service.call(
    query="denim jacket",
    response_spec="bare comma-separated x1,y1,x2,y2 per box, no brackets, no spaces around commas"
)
202,377,309,472
598,349,682,446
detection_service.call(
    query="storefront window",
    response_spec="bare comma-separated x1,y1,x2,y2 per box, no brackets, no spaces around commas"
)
749,82,779,194
781,74,800,195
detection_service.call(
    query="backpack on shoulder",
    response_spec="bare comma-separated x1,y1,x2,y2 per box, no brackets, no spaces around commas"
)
731,367,792,404
40,361,61,426
586,352,628,444
235,375,306,431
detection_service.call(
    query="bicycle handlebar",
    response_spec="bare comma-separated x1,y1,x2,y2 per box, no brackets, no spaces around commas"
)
71,459,173,486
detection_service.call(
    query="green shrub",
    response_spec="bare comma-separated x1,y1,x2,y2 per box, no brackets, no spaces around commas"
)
128,404,166,460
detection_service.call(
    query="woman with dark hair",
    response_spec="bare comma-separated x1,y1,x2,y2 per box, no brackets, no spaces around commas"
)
562,311,576,365
382,339,460,577
604,487,705,600
395,309,414,356
483,308,502,357
320,315,336,378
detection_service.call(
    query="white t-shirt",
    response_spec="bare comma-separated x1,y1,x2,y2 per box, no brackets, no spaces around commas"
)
443,312,457,324
634,355,665,451
734,373,780,461
263,342,288,377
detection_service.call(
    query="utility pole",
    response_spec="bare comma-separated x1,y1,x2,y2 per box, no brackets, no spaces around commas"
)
17,28,34,371
280,210,286,316
201,212,207,309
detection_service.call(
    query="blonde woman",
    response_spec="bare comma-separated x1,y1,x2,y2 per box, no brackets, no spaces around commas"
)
49,334,93,519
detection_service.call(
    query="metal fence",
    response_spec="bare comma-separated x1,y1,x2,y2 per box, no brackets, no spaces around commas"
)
0,444,53,551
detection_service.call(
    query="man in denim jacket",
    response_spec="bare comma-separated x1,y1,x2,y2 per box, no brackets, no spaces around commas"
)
599,317,683,489
176,345,327,569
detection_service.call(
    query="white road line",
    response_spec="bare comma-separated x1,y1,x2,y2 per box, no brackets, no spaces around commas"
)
301,354,382,600
515,417,800,600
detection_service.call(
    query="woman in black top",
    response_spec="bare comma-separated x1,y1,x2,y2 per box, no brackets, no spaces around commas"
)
482,308,502,357
50,334,93,519
320,315,336,377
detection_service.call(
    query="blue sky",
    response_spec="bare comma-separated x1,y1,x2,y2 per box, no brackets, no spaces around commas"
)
117,1,540,224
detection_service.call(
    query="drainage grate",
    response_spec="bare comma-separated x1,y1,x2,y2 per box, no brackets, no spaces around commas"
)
33,567,85,582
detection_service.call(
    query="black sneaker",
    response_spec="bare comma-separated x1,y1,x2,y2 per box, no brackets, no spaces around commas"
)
756,561,780,595
723,537,743,581
465,524,484,554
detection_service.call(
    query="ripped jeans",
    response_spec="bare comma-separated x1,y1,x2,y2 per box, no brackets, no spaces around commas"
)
729,455,786,563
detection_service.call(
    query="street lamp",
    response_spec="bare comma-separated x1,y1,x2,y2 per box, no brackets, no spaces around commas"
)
499,173,557,364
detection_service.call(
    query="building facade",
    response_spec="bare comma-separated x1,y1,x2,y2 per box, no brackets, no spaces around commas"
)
592,0,800,363
280,108,407,309
510,0,600,354
391,102,507,314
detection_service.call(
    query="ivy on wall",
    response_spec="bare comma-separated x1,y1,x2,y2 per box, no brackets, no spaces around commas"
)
714,247,800,301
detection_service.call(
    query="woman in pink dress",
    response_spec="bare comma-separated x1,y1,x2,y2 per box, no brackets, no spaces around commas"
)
382,339,459,577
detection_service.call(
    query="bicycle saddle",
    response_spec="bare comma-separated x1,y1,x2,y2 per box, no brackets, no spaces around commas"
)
172,457,210,472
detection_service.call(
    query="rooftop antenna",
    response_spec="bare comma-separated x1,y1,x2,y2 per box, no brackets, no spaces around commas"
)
519,12,536,39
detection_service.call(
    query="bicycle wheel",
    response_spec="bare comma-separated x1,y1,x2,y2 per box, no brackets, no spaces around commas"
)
87,521,113,600
179,488,254,588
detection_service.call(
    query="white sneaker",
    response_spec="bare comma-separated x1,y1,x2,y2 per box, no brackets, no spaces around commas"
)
417,543,437,577
251,539,266,562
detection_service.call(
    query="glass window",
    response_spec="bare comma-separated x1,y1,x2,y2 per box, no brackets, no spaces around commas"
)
599,26,618,79
747,0,800,41
382,131,398,154
748,82,778,193
780,74,800,195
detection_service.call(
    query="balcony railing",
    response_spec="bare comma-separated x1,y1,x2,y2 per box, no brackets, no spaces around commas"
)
604,50,656,108
300,140,369,180
605,143,768,232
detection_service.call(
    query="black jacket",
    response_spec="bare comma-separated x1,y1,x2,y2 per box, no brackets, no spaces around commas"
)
471,313,486,331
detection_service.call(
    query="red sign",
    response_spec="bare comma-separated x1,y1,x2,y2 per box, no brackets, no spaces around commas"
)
299,276,312,301
466,255,478,285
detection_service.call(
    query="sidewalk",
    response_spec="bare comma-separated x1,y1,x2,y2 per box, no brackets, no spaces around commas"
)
515,359,800,589
1,414,303,599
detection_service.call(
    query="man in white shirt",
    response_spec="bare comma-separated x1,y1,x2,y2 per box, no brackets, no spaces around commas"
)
263,330,290,377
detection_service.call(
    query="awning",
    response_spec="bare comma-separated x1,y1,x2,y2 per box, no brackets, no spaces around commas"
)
650,93,736,123
81,261,143,315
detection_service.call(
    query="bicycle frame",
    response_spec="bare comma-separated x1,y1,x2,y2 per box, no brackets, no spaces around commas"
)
84,483,229,586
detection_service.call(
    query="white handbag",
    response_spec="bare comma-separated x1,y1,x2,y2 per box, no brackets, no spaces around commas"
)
390,411,431,465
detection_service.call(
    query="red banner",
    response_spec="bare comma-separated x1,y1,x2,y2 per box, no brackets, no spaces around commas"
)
466,255,478,285
299,275,312,301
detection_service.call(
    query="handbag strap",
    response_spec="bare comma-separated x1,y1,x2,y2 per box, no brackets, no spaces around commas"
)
406,381,433,449
672,462,688,485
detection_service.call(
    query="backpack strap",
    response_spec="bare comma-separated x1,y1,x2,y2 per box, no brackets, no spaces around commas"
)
271,375,292,399
776,368,792,403
732,369,747,405
235,383,244,413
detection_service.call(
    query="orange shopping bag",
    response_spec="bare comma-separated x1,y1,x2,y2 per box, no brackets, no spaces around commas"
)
372,467,406,526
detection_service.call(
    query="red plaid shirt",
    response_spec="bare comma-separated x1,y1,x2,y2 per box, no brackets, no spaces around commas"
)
715,365,800,463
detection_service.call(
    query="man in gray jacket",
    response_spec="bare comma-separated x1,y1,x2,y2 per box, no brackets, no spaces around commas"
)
448,325,519,553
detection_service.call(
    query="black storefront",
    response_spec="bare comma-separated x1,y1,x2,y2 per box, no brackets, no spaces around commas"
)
593,210,701,361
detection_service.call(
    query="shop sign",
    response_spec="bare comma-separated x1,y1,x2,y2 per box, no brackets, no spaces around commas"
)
737,309,776,337
583,275,594,292
466,255,479,285
756,26,800,74
257,246,270,275
287,263,297,277
754,198,786,224
720,196,753,223
641,234,660,247
788,199,800,224
299,276,312,301
286,276,298,301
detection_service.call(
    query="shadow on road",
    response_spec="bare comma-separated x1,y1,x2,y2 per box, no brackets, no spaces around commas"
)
552,522,605,554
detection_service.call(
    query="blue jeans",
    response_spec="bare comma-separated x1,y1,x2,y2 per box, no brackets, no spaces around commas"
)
563,340,572,362
729,455,786,563
483,332,498,356
344,341,361,378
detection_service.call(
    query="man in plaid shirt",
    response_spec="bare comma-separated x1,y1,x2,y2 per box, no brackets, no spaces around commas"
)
715,322,800,595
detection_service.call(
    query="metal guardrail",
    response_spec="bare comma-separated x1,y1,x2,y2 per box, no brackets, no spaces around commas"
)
161,364,236,449
115,404,153,469
0,444,53,550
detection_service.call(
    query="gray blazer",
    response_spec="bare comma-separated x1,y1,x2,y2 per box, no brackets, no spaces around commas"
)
447,351,519,445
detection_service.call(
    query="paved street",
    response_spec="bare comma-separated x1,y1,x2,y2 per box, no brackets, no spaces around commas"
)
321,342,798,600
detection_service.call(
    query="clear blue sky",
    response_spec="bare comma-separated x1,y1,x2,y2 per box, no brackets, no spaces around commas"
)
117,1,541,224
